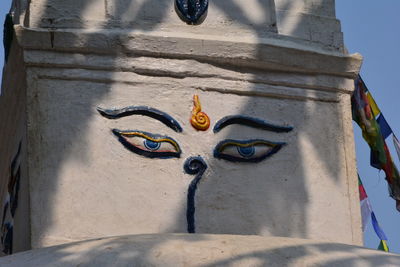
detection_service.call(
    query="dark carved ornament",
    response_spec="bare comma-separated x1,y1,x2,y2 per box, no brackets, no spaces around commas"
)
175,0,209,25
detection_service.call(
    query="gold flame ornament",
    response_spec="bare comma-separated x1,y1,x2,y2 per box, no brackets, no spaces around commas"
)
190,95,210,131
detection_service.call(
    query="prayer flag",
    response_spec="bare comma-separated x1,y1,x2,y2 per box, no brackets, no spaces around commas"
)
377,115,392,140
371,211,388,241
378,240,389,252
382,143,395,185
358,176,372,231
392,135,400,164
366,92,381,117
360,198,372,231
370,150,381,170
353,79,365,107
358,177,368,201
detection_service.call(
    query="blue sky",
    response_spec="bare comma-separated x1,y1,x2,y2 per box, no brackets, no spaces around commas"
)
0,0,399,253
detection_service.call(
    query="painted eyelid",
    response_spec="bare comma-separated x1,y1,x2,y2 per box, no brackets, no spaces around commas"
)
217,139,286,147
218,140,284,149
213,139,285,162
114,130,181,151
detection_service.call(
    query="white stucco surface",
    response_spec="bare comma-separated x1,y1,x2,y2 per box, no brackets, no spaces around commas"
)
15,22,362,247
26,74,359,247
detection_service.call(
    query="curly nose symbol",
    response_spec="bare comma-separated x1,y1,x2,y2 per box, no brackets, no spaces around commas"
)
184,156,207,233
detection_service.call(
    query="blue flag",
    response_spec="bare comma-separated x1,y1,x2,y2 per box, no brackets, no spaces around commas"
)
371,211,388,241
377,114,392,139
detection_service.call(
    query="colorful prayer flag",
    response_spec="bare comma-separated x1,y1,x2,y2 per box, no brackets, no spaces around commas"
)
366,92,381,117
378,240,390,252
359,176,372,231
371,211,388,241
392,135,400,164
360,198,372,231
377,114,392,140
370,150,381,170
358,176,368,201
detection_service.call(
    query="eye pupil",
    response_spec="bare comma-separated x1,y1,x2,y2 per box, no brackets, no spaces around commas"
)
144,140,161,151
237,146,255,158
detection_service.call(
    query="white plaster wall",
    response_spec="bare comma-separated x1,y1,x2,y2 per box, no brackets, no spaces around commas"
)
26,62,361,247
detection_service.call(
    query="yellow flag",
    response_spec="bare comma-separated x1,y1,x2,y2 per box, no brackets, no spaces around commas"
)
367,92,381,117
378,240,389,252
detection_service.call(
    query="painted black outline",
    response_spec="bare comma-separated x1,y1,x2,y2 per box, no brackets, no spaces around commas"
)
184,156,207,233
112,129,181,159
213,139,285,163
97,106,183,133
213,115,293,133
175,0,209,25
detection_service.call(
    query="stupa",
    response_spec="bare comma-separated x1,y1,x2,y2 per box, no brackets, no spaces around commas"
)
0,0,400,265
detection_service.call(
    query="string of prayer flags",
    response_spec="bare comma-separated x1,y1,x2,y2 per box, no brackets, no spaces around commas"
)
358,175,389,252
352,76,400,211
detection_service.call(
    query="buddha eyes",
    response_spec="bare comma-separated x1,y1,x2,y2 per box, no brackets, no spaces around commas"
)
213,139,285,163
112,129,181,158
112,130,284,163
99,105,292,162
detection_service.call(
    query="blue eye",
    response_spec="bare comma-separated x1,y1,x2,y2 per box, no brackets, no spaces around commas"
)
144,139,161,151
237,146,255,158
214,139,285,163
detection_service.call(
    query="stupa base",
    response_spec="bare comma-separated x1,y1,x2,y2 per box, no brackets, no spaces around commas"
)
0,234,399,266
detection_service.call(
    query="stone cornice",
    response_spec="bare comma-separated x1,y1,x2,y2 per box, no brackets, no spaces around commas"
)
15,25,362,79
